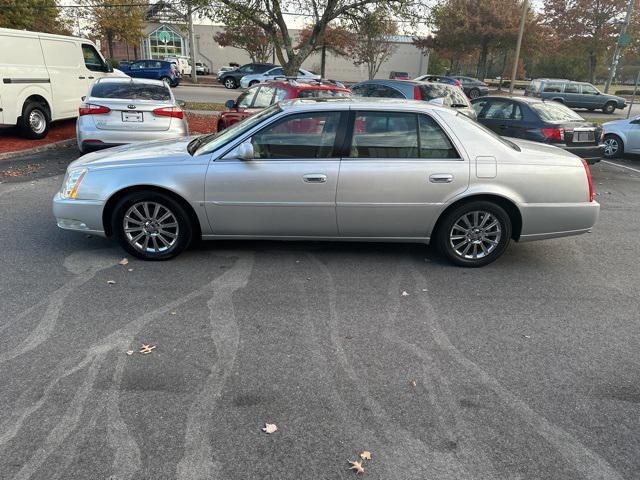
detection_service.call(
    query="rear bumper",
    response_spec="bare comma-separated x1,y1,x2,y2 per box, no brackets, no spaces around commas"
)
77,119,188,151
562,144,604,164
518,201,600,242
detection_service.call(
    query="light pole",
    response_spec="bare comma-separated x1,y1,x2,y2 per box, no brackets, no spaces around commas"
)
509,0,528,96
604,0,635,93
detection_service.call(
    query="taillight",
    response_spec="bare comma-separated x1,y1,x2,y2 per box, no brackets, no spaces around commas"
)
413,85,423,100
541,127,564,142
153,106,184,119
79,103,110,116
581,159,594,202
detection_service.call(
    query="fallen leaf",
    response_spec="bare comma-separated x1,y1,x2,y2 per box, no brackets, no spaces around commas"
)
401,291,409,296
522,334,531,339
360,451,372,461
139,344,156,354
170,311,177,316
127,268,133,272
262,423,278,434
126,350,134,356
107,280,116,285
409,380,417,387
118,258,129,266
421,288,428,292
348,460,365,474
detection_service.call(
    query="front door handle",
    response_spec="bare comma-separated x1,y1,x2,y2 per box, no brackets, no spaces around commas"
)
429,174,453,183
303,174,327,183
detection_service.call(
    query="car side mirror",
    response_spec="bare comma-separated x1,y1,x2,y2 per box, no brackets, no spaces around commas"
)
225,99,236,109
176,99,186,108
81,96,86,101
224,140,254,160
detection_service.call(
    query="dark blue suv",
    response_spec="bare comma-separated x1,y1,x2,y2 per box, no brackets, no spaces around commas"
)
119,60,180,87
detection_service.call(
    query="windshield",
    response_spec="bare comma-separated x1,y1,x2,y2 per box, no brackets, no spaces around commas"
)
456,112,520,151
531,102,583,122
190,105,282,156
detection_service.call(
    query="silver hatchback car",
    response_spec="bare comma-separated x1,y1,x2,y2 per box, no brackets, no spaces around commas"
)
76,78,188,153
54,98,599,267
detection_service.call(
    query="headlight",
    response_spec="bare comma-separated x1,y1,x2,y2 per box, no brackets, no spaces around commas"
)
60,168,87,199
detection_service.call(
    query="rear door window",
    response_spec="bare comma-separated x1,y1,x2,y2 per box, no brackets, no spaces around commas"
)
542,82,564,93
564,83,579,93
91,82,171,100
480,100,515,119
418,115,459,158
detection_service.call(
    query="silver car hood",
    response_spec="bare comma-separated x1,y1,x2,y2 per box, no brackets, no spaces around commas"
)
70,137,196,169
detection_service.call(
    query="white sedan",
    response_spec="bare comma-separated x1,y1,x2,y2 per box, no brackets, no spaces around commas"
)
602,115,640,158
240,67,320,88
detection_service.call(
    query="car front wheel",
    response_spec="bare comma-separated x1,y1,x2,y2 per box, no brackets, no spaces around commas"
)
603,134,623,159
436,201,512,267
602,102,616,114
112,191,193,260
224,77,237,89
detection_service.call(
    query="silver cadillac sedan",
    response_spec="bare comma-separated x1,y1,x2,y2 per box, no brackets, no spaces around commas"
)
53,98,599,267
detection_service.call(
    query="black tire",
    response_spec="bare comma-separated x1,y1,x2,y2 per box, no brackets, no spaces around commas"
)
587,108,595,111
223,77,237,89
435,201,512,268
249,80,259,87
603,133,623,159
217,120,225,132
111,191,193,260
602,101,616,114
19,101,50,139
468,88,480,99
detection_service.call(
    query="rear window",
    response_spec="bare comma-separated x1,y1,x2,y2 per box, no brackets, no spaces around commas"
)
530,102,583,122
91,82,171,101
297,89,351,99
419,85,469,107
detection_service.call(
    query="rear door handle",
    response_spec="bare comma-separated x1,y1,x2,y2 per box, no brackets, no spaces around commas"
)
88,76,94,79
78,76,85,79
303,174,327,183
429,174,453,183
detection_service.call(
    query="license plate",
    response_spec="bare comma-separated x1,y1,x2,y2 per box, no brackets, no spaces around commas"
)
573,131,594,143
122,111,143,122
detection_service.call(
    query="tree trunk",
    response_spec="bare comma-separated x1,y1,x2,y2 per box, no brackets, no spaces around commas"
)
107,32,114,60
320,45,326,78
188,8,198,84
476,40,489,80
588,52,597,84
498,50,508,91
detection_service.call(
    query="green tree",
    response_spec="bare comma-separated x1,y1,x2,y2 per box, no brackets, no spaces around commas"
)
296,23,354,77
543,0,627,83
82,0,146,60
348,8,398,80
0,0,72,35
214,13,273,63
207,0,415,76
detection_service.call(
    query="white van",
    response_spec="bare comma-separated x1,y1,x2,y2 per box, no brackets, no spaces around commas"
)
0,28,125,139
165,56,192,76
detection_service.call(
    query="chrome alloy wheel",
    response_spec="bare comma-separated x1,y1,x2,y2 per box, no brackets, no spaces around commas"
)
123,201,179,253
603,137,619,157
29,109,47,134
449,210,502,260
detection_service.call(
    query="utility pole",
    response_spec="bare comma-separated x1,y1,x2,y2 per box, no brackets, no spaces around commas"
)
509,0,528,96
188,6,198,84
604,0,634,93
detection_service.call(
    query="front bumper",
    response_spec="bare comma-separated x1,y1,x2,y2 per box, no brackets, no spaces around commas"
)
562,144,604,164
53,192,106,237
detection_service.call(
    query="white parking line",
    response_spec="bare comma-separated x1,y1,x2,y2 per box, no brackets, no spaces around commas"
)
601,160,640,174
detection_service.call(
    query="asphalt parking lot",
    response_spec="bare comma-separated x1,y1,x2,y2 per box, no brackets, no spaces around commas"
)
1,147,639,479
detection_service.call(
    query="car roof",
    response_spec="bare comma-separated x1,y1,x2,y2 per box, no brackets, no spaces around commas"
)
278,97,456,115
265,79,349,92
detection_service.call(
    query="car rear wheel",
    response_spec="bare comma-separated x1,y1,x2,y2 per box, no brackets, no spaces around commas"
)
468,88,480,99
224,77,237,89
217,120,225,132
249,80,259,87
603,102,616,114
603,134,623,159
19,101,50,139
112,191,193,260
435,201,511,267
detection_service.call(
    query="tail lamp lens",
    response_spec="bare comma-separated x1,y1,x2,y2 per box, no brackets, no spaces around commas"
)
79,103,110,116
581,159,594,202
153,106,184,119
541,127,564,141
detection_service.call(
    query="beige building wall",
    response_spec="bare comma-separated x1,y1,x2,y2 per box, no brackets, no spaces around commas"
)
143,23,428,82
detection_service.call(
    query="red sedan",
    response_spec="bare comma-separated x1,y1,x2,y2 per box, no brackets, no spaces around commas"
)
217,79,351,131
